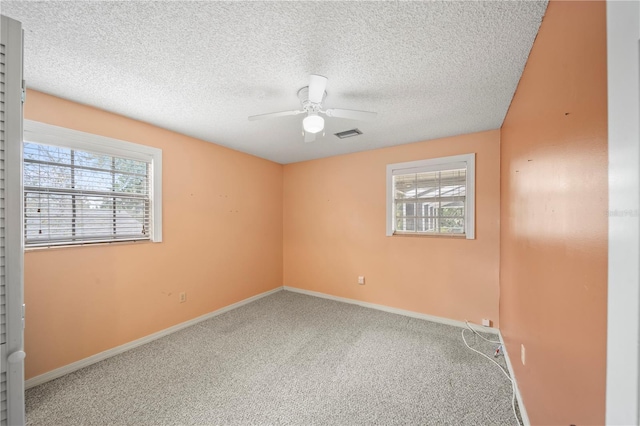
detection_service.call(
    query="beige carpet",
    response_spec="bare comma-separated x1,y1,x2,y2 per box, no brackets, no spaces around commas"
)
26,290,521,425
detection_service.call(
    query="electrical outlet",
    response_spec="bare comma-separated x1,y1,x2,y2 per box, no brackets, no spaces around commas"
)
521,344,526,365
358,276,365,285
482,318,491,327
179,292,187,303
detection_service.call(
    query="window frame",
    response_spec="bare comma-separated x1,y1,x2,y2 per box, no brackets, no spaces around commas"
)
23,120,162,248
386,153,475,239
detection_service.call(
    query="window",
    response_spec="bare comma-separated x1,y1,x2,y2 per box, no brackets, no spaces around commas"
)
386,154,475,239
23,120,162,248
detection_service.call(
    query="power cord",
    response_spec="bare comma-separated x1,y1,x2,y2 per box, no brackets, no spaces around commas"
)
464,321,502,344
461,323,521,426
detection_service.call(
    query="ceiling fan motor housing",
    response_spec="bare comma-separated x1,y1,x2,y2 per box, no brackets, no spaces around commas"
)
297,86,326,113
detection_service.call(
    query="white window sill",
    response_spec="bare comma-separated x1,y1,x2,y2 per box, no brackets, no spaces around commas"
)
391,232,467,239
24,238,156,252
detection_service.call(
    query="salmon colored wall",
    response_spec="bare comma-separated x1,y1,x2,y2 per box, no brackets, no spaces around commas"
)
499,1,608,425
283,130,501,326
23,90,283,379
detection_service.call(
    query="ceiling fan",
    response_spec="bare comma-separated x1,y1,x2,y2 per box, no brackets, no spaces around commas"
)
248,74,377,143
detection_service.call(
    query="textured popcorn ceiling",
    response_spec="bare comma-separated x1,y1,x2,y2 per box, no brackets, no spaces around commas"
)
2,1,547,164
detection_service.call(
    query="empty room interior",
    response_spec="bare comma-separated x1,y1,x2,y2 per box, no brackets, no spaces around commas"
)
1,0,639,425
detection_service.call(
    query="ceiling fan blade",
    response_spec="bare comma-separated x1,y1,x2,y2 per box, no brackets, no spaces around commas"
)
308,74,328,103
248,110,304,121
324,108,377,121
304,131,316,143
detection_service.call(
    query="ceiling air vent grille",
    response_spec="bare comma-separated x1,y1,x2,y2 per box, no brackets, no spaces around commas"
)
334,128,363,139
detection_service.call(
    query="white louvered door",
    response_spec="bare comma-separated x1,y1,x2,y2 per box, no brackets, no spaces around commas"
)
0,14,25,426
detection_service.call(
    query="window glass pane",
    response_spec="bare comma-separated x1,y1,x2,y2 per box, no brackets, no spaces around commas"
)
24,161,73,189
396,218,416,232
417,217,438,233
114,170,148,195
439,217,465,234
439,169,466,201
73,149,111,170
394,174,417,200
24,142,71,164
441,200,465,217
395,201,416,218
416,171,440,199
404,203,416,217
394,167,466,235
74,168,113,192
395,217,416,232
420,201,439,217
115,157,147,176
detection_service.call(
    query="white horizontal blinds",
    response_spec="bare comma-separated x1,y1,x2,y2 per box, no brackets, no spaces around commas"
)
23,142,151,246
393,167,466,234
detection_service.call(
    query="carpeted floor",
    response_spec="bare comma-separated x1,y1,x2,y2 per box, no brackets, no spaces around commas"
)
26,290,521,425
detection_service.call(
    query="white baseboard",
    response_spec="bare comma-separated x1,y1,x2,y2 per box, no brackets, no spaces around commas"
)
25,286,283,389
499,331,530,426
282,286,499,334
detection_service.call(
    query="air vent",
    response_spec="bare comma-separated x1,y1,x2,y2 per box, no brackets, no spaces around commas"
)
334,128,363,139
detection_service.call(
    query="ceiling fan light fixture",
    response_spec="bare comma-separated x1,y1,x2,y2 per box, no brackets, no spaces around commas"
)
303,114,324,134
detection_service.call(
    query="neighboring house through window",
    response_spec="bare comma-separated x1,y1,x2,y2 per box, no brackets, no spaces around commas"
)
23,120,162,248
386,153,475,239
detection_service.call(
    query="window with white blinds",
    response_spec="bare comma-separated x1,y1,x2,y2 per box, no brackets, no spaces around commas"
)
386,154,475,239
23,121,163,248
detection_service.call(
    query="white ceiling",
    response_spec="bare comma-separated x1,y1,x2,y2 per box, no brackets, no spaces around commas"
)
2,1,547,164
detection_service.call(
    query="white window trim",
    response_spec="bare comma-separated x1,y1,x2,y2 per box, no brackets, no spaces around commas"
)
23,119,163,244
386,153,475,239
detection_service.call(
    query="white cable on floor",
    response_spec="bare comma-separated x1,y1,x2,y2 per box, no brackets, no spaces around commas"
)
464,321,502,344
461,328,521,426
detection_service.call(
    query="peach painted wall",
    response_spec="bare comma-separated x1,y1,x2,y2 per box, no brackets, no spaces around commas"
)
23,90,283,379
283,130,501,326
499,1,608,425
